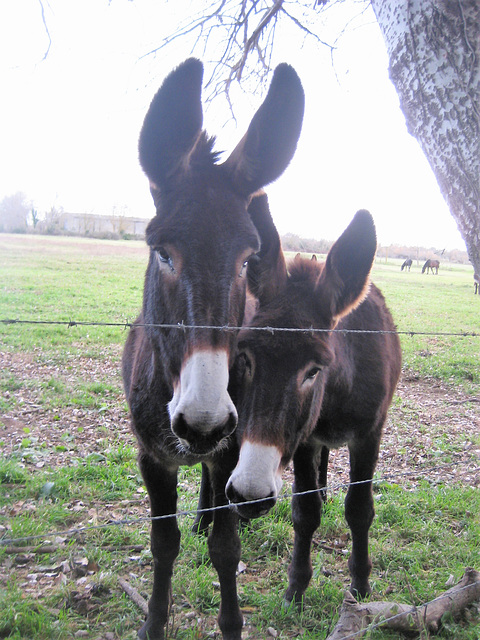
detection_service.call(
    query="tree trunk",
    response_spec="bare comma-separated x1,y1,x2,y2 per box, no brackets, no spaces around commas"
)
370,0,480,275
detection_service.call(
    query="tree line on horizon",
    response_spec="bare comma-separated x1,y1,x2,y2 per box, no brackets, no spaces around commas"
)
280,232,468,265
0,192,469,266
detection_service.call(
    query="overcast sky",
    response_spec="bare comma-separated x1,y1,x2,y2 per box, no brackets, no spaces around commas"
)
0,0,467,251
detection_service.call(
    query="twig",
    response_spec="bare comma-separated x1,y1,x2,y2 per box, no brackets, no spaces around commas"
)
37,0,52,60
3,543,144,554
4,544,59,554
118,577,149,615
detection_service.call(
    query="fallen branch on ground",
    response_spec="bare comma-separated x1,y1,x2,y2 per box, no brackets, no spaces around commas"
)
326,568,480,639
3,544,59,554
3,543,144,555
118,576,149,615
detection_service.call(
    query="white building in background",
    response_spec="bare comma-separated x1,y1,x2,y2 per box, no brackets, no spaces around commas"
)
39,212,148,238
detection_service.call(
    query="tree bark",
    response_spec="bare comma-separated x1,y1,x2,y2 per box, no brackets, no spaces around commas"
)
371,0,480,274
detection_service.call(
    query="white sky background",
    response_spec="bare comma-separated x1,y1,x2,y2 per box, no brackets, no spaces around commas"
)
0,0,467,251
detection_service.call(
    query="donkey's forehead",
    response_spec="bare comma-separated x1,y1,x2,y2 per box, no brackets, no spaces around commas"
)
239,322,328,361
146,180,260,251
238,288,335,364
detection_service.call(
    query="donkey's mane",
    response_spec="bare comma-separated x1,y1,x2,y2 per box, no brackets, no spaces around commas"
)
287,255,324,285
190,131,222,168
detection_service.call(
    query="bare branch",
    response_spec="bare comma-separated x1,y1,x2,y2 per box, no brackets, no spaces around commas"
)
38,0,52,61
232,0,284,80
141,0,337,109
282,7,335,49
139,0,230,60
118,577,149,616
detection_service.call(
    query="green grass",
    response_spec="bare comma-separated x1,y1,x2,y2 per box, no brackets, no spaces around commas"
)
371,258,479,387
0,234,147,357
1,235,479,639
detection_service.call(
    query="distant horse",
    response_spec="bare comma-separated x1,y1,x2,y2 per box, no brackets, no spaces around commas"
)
226,195,401,604
122,60,304,640
474,273,480,294
401,258,412,271
422,259,440,274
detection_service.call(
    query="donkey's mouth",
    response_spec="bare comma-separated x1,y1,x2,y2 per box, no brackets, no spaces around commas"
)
230,496,277,520
176,431,231,457
172,411,237,456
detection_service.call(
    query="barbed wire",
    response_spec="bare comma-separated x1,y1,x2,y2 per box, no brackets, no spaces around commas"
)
2,460,478,547
1,317,478,338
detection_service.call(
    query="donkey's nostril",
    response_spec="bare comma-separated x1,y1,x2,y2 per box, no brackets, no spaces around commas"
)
226,482,277,519
172,413,189,441
226,482,243,505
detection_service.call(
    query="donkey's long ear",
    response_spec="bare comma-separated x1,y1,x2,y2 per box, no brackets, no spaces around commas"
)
222,64,305,196
247,192,287,304
316,210,377,321
139,58,204,189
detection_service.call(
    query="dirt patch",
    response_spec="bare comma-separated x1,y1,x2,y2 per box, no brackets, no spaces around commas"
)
0,350,134,471
0,233,149,258
324,374,480,492
1,351,479,490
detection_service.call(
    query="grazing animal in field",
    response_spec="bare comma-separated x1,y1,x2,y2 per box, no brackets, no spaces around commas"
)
422,258,440,274
226,195,402,605
122,60,304,640
474,273,479,294
401,258,412,271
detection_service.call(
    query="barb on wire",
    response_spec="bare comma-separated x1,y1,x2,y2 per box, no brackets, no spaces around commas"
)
0,317,478,338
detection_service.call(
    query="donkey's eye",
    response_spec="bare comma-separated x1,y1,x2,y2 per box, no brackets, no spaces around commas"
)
155,247,174,272
239,254,255,278
239,261,247,277
157,247,170,263
303,366,322,383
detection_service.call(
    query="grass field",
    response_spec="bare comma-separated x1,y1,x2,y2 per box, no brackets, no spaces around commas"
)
1,233,479,640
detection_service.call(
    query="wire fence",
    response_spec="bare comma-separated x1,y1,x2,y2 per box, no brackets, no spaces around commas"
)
1,460,478,547
1,317,479,338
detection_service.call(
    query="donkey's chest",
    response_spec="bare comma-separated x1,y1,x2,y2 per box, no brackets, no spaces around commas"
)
311,420,356,450
311,391,375,449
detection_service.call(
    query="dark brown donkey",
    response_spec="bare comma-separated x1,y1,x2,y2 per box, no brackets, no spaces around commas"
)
122,60,304,639
226,195,401,606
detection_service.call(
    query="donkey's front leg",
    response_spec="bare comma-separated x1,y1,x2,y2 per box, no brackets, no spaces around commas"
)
207,456,243,640
318,446,330,503
192,462,213,535
345,435,381,598
285,443,322,607
138,453,180,640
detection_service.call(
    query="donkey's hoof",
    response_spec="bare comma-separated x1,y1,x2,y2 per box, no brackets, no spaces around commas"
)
282,592,303,611
138,620,164,640
349,581,372,600
191,518,210,536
